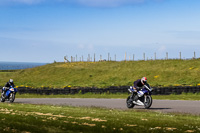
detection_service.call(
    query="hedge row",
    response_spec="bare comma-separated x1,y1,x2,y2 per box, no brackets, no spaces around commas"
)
1,86,199,95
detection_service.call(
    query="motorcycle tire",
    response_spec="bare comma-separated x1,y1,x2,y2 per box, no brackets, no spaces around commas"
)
126,96,135,108
9,93,15,103
1,93,5,102
1,95,5,102
144,95,152,109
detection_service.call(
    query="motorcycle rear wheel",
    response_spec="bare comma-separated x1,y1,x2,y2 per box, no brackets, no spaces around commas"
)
144,95,152,109
126,96,135,108
9,93,15,103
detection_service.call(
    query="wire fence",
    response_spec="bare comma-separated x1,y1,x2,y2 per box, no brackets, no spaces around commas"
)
64,51,199,62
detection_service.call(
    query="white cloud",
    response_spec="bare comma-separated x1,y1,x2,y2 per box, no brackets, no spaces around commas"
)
158,45,166,53
0,0,163,7
0,0,44,5
77,44,85,49
88,44,94,51
77,44,94,51
76,0,145,7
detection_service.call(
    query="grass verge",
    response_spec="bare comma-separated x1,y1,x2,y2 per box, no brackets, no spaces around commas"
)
15,93,200,100
0,103,200,133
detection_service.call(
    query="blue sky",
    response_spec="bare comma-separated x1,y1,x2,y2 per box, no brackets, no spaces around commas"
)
0,0,200,63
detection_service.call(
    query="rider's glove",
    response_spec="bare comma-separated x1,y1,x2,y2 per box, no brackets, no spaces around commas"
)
128,86,134,92
133,89,137,92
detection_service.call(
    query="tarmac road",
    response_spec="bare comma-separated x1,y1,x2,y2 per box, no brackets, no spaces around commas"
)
14,98,200,115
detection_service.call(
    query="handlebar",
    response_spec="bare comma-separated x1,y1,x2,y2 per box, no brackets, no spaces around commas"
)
144,85,153,92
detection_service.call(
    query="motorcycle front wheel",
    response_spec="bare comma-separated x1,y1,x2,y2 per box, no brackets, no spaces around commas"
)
144,95,152,109
126,96,135,108
9,93,15,103
1,94,5,102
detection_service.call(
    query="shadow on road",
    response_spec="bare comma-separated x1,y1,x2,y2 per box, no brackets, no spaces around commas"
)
148,108,171,110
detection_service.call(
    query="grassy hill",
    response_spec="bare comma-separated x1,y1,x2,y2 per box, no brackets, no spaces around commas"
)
0,59,200,88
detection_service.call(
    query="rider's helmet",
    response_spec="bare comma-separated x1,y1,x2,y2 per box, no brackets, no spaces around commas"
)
9,79,13,83
141,77,147,84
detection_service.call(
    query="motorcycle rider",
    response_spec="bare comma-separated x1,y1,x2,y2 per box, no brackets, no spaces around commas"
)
129,77,150,102
2,79,15,94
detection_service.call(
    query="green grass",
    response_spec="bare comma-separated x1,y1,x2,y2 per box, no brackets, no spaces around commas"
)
0,59,200,88
15,93,200,100
153,93,200,101
0,103,199,133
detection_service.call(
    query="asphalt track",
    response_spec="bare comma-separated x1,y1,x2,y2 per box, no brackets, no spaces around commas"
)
14,98,200,115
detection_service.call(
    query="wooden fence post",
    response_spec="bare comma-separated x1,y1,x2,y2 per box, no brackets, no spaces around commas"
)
166,52,168,60
64,56,67,63
88,54,90,62
71,56,73,62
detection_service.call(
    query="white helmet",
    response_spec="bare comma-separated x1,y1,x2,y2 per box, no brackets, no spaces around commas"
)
9,79,13,83
141,77,147,84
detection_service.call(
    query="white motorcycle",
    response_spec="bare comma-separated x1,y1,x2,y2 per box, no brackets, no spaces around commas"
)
126,85,153,109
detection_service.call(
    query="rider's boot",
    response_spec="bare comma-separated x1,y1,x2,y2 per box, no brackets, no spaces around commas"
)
133,94,139,102
129,95,133,102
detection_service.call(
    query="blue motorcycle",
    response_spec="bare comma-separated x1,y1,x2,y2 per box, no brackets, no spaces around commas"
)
126,85,153,109
1,86,17,103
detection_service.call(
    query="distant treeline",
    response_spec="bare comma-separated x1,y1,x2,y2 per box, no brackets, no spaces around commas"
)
1,86,199,95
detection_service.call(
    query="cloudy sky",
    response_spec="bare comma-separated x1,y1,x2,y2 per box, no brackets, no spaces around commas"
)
0,0,200,63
